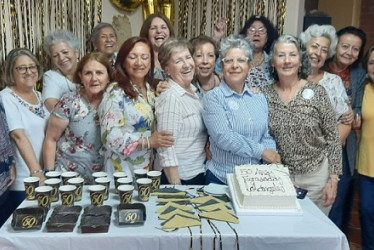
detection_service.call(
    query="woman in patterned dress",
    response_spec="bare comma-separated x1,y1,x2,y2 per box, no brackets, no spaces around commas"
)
99,37,174,179
43,52,111,184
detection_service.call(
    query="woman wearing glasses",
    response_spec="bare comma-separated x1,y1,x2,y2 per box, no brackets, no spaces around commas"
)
203,35,280,185
0,48,49,212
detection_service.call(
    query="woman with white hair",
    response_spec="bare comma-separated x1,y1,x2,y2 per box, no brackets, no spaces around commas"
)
299,24,352,144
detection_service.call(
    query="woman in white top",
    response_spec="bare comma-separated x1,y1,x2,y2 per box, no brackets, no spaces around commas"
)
0,48,49,212
300,24,352,144
155,38,207,185
42,30,80,111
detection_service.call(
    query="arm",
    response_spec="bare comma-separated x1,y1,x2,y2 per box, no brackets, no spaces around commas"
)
44,98,59,113
7,163,16,187
338,123,351,145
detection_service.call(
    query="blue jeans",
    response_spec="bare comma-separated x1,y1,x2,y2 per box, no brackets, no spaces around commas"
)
160,171,206,185
359,174,374,250
329,146,354,233
205,170,225,185
0,190,25,227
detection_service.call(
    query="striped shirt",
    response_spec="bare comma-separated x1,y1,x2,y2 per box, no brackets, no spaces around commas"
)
202,82,277,184
155,80,207,180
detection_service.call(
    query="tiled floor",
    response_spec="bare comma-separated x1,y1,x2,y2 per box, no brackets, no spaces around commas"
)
346,180,362,249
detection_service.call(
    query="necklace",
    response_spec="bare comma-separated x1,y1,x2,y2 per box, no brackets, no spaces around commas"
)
250,52,265,68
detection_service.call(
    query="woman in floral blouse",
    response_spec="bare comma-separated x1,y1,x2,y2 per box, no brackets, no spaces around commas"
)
98,36,174,178
43,52,111,184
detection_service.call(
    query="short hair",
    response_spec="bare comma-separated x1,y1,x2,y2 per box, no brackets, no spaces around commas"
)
73,52,113,84
158,38,192,70
239,15,278,54
363,45,374,72
113,36,156,99
139,13,175,39
190,35,219,59
268,34,311,81
2,48,43,87
43,30,80,56
90,23,117,45
299,24,338,58
220,35,254,64
336,26,367,66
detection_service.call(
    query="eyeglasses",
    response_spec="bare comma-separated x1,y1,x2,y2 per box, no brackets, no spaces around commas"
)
15,65,38,74
222,57,249,65
247,27,267,35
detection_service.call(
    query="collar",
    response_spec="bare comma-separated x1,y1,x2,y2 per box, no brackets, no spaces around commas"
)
221,81,252,97
169,79,199,98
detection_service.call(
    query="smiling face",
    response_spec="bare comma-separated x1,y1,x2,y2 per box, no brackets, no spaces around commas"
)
93,27,117,60
306,36,331,70
78,60,109,96
367,50,374,83
222,48,250,88
13,55,39,89
50,41,79,76
124,42,152,83
164,47,195,86
272,42,301,79
247,21,268,52
148,17,170,51
193,42,217,78
335,34,362,68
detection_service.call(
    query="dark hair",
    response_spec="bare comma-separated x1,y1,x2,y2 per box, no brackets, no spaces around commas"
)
239,15,278,54
74,52,113,84
190,35,219,59
113,36,156,99
336,26,367,67
139,13,175,39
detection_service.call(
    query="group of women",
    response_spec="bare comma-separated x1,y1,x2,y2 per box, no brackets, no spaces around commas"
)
0,13,373,249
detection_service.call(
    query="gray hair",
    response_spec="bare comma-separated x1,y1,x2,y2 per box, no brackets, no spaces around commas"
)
268,34,312,81
2,48,43,87
158,38,192,70
90,23,117,45
220,35,254,64
43,30,80,56
299,24,338,58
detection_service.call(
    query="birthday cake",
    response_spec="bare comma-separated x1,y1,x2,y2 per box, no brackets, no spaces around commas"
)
232,164,297,210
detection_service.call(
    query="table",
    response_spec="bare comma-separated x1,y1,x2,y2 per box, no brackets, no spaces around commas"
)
0,186,349,250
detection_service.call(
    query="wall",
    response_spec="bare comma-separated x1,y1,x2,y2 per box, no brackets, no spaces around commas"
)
360,0,374,51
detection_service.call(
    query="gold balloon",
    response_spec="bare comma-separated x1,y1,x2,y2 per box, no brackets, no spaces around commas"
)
110,0,144,12
143,0,158,19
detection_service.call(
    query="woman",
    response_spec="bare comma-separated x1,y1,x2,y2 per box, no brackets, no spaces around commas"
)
90,23,118,70
139,13,175,80
325,26,367,231
0,48,49,211
262,34,342,215
99,37,174,178
191,35,221,97
299,24,352,144
155,38,207,185
43,52,111,184
203,35,280,185
215,15,278,87
42,30,80,112
0,100,16,226
356,45,374,250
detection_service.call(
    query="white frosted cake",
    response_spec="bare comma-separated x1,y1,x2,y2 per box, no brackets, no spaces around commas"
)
232,164,297,210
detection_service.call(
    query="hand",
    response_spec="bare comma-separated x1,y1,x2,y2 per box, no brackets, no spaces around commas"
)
205,141,213,161
7,164,16,187
32,171,46,186
163,167,181,185
149,131,175,148
340,108,354,125
352,113,361,129
156,81,171,96
213,17,227,42
262,150,281,164
322,178,338,207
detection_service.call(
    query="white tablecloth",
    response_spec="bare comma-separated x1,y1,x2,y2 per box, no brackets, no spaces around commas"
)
0,186,349,250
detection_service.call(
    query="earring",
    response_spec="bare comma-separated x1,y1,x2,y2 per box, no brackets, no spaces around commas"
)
272,67,275,73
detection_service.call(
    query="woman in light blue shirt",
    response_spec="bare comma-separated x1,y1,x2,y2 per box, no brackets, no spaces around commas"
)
203,35,281,185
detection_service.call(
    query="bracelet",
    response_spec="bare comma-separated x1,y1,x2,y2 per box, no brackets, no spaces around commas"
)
30,169,44,176
146,137,150,149
141,137,146,150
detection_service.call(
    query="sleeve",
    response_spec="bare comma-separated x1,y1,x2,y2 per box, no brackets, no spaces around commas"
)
42,71,63,101
99,85,140,158
329,74,350,119
318,86,343,175
202,90,266,160
0,91,24,132
51,92,76,121
352,68,367,115
155,92,181,167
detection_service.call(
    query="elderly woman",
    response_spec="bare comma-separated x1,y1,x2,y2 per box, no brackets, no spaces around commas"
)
325,26,367,231
0,48,49,210
300,25,351,145
42,30,80,112
203,35,280,185
140,13,175,80
356,45,374,249
262,34,342,215
43,52,111,184
90,23,118,70
155,38,207,185
99,37,174,178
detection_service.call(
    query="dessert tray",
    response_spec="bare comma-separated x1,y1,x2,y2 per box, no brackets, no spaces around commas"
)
227,174,303,216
